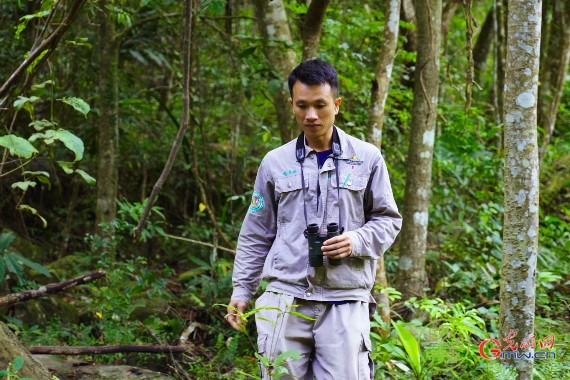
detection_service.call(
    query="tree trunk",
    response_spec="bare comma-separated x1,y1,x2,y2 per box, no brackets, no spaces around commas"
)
396,0,442,305
400,0,417,53
441,0,460,38
473,7,496,84
301,0,330,60
254,0,298,143
96,0,120,255
499,1,541,379
0,322,52,380
368,0,400,148
538,0,570,164
493,0,507,131
367,0,401,324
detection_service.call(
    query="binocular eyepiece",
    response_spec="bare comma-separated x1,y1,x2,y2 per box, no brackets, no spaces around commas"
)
304,223,343,267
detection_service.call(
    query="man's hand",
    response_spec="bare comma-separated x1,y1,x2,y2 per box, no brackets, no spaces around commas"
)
226,300,248,332
322,233,353,259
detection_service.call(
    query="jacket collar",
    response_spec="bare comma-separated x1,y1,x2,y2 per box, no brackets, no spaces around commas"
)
297,125,355,161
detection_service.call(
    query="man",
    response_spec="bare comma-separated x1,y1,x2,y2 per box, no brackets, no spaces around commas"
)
227,59,402,379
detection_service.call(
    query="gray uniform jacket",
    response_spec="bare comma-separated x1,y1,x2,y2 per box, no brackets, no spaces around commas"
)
231,126,402,304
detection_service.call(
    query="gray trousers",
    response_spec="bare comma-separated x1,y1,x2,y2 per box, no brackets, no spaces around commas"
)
254,291,374,380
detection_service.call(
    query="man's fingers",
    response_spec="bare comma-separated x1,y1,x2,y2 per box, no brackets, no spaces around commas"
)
226,301,248,332
322,235,352,258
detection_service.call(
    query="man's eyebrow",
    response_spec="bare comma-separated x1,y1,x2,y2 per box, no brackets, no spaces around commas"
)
295,98,328,104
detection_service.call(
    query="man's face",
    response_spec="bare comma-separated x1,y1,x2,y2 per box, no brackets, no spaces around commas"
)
290,81,342,146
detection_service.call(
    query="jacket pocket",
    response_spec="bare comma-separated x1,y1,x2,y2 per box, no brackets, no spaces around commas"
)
275,175,309,224
331,172,367,226
321,257,373,289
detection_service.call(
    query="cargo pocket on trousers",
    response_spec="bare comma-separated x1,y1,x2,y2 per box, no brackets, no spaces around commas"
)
358,333,374,380
257,334,269,380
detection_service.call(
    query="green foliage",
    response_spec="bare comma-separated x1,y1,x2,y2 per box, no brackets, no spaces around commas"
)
0,357,60,380
116,198,167,242
0,0,569,379
0,231,51,287
0,357,32,380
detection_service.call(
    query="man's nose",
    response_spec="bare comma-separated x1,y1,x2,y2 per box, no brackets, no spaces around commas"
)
305,107,317,120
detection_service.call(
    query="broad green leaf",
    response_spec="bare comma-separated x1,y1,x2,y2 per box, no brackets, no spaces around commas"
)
31,80,54,90
254,353,271,367
20,10,50,21
65,37,92,48
273,350,302,367
54,130,84,160
17,204,47,227
11,181,36,192
381,342,408,360
13,96,40,110
57,161,74,174
29,119,57,131
9,253,51,277
12,356,25,371
22,170,50,178
27,49,50,73
287,311,316,321
4,253,23,279
58,97,90,117
0,135,38,158
0,232,16,252
32,130,84,160
393,322,422,376
75,169,96,185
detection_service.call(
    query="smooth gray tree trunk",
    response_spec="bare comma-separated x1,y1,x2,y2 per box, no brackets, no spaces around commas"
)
369,0,400,148
254,0,298,143
499,1,541,379
396,0,442,304
368,0,401,323
96,0,119,255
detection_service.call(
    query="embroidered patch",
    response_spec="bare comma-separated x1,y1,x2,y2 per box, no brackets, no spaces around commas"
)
249,191,265,213
347,154,364,166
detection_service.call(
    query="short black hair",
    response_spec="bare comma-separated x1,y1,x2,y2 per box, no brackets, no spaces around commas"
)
288,58,339,98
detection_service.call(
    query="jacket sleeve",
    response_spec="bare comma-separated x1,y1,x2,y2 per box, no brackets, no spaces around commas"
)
230,159,277,303
346,154,402,259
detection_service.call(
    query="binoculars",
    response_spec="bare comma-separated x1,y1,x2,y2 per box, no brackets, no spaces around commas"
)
304,223,343,267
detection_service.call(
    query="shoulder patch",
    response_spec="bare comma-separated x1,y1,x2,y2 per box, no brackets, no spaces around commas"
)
249,191,265,213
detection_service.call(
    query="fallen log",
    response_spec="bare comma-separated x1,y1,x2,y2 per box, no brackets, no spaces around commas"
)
0,269,106,307
28,345,187,355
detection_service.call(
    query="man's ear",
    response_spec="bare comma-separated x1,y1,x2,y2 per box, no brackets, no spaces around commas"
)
334,97,342,113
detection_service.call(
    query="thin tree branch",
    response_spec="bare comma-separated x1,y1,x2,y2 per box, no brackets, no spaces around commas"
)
0,270,106,307
28,345,186,355
165,234,236,255
134,0,193,241
0,0,88,102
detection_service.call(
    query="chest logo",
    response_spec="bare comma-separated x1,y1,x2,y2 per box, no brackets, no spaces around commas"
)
347,155,364,167
283,169,298,176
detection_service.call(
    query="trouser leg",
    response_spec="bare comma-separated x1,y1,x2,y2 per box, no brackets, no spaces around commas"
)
312,301,374,380
254,292,315,380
